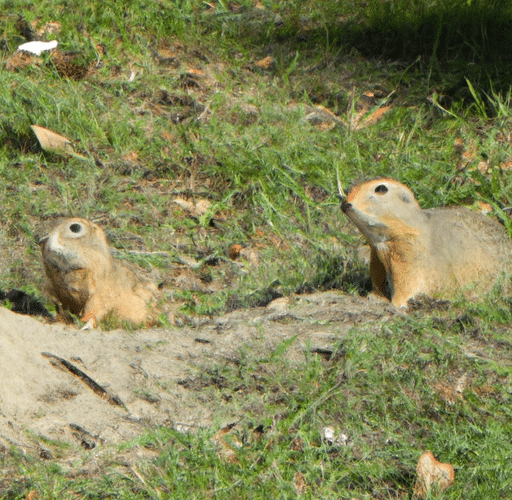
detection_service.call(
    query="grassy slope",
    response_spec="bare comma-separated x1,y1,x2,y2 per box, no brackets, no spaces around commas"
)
2,0,512,498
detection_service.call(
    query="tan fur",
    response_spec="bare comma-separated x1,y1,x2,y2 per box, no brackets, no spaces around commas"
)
414,451,454,497
40,218,156,328
342,178,512,307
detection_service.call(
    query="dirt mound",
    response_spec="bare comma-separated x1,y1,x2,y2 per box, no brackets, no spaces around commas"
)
0,292,394,453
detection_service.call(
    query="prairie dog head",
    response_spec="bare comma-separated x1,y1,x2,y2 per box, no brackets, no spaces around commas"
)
40,218,111,272
341,178,423,245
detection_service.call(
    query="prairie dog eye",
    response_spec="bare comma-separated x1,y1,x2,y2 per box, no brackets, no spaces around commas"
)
374,184,388,194
67,222,85,236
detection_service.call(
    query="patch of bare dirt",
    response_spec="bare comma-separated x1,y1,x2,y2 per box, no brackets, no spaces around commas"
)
0,291,394,456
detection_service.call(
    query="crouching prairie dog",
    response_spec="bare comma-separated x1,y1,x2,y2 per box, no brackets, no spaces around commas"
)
40,218,156,329
341,178,512,308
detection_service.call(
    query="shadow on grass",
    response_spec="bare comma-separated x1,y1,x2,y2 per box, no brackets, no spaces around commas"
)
206,0,512,98
0,123,38,155
296,255,372,297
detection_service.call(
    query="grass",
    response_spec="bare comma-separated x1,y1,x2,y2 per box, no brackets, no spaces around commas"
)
2,0,512,497
4,308,512,498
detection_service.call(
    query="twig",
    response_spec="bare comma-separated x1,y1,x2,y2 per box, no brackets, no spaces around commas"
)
42,352,128,410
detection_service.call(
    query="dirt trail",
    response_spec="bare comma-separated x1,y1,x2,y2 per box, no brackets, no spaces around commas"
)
0,292,394,454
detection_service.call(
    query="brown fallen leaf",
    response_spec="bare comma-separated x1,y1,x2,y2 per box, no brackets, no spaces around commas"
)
186,67,204,77
26,490,37,500
254,55,274,69
30,125,86,159
211,424,241,463
347,89,393,130
477,160,490,174
31,124,72,153
414,451,454,498
173,197,211,217
477,201,493,214
501,160,512,171
227,244,261,267
305,104,343,131
356,105,391,129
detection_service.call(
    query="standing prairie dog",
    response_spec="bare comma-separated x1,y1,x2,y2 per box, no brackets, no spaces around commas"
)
341,178,512,307
40,218,156,329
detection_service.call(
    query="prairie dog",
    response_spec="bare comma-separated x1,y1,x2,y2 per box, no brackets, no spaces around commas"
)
40,218,155,328
341,178,512,307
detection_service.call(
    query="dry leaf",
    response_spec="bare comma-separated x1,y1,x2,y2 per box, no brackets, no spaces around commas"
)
228,243,261,267
414,451,454,498
254,56,274,69
356,105,391,129
195,199,211,215
122,151,139,162
211,425,241,463
186,67,204,77
173,198,211,217
26,491,37,500
453,137,464,152
477,160,490,174
303,104,342,131
477,202,493,214
31,125,72,153
30,125,86,159
347,89,392,130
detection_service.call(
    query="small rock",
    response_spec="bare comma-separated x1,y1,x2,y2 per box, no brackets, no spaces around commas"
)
321,426,336,444
321,426,349,446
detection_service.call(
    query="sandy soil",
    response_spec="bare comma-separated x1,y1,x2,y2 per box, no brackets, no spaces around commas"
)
0,291,395,456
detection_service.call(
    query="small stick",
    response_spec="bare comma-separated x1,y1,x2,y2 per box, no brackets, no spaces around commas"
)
335,166,346,202
42,352,127,410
